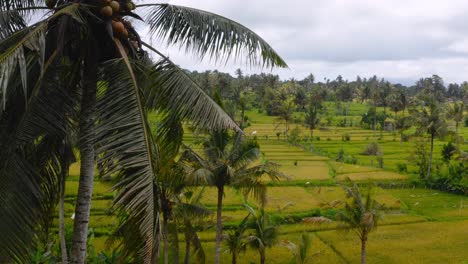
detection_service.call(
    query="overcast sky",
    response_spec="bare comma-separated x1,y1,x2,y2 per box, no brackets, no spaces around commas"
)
143,0,468,85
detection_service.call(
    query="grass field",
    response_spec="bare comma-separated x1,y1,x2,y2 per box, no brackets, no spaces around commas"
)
59,102,468,263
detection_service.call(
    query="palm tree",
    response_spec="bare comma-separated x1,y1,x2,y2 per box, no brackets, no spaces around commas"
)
447,101,465,149
0,1,286,262
275,97,296,140
337,184,383,264
411,98,447,179
394,115,412,145
224,212,250,264
245,204,279,264
182,132,287,264
282,233,314,264
175,190,211,264
304,88,325,143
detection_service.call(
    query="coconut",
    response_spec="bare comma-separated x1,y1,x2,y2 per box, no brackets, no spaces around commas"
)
112,21,125,34
100,6,113,17
109,1,120,12
121,28,129,39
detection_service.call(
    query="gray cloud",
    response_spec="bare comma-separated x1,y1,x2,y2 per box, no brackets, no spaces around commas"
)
141,0,468,84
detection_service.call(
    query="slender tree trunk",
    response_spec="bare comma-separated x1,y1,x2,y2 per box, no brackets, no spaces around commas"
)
184,236,190,264
70,51,98,264
214,185,224,264
373,105,377,142
260,249,266,264
59,168,68,264
427,133,434,179
361,237,367,264
310,128,314,145
173,223,180,264
232,252,237,264
163,215,169,264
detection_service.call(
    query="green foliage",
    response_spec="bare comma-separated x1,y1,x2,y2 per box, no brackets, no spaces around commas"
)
362,142,382,156
361,107,387,129
412,139,429,179
441,142,456,163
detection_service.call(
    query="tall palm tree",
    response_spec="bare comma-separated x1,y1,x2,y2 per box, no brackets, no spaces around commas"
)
245,204,279,264
411,98,447,179
447,101,465,149
337,184,383,264
0,1,286,262
224,211,250,264
182,132,287,264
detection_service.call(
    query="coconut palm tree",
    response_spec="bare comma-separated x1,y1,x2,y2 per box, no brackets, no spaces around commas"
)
0,1,286,262
447,101,465,149
182,132,287,264
337,184,383,264
245,204,279,264
411,98,447,179
224,211,250,264
282,233,314,264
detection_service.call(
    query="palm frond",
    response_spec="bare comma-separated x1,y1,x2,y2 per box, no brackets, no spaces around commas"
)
0,0,44,12
141,4,287,68
0,57,79,261
0,3,84,110
139,42,239,132
0,9,26,40
95,55,158,263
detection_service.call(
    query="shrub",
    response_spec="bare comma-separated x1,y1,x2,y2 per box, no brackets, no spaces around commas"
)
288,126,302,145
362,142,382,156
315,136,321,141
326,137,331,141
396,162,408,173
341,133,351,142
465,117,468,127
441,142,456,163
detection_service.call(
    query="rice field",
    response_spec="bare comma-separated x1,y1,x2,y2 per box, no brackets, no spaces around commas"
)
60,103,468,263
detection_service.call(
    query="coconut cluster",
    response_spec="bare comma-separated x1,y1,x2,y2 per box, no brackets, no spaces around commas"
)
99,0,136,39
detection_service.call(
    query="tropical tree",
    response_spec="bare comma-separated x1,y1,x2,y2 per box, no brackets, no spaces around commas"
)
337,184,383,264
245,204,279,264
411,98,447,179
447,101,465,149
304,86,325,142
282,233,314,264
182,132,286,264
224,211,250,264
394,115,412,145
0,1,286,262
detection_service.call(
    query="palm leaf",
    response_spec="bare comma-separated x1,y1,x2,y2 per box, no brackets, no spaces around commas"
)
141,3,287,68
139,42,239,132
95,52,159,263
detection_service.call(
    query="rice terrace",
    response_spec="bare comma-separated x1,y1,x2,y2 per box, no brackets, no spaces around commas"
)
0,0,467,264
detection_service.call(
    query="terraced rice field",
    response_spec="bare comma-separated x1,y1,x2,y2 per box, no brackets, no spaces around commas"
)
59,103,468,263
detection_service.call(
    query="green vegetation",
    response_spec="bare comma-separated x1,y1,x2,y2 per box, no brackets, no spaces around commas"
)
2,2,468,263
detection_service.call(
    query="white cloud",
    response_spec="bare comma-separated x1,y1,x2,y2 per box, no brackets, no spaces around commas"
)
140,0,468,84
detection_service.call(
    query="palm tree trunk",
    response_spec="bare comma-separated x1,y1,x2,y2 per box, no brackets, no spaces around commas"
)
70,55,97,264
173,223,180,264
260,249,266,264
59,170,68,264
163,215,169,264
214,185,224,264
427,133,434,179
232,252,237,264
184,237,190,264
361,237,367,264
310,128,314,145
